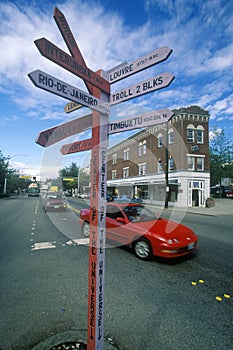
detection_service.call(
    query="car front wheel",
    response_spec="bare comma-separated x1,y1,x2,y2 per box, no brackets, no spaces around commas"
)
82,222,90,238
133,238,153,260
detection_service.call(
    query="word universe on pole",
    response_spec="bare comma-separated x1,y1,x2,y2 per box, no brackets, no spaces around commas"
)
28,7,110,350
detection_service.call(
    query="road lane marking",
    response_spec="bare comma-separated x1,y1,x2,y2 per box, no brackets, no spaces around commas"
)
31,241,56,250
67,204,80,214
66,238,89,246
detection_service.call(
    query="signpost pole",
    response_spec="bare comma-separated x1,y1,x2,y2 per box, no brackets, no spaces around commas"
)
164,121,169,209
87,73,109,350
28,9,175,349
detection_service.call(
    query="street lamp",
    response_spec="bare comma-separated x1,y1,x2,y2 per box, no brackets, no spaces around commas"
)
3,154,27,194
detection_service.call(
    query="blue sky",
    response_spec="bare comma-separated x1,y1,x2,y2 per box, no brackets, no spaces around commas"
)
0,0,233,180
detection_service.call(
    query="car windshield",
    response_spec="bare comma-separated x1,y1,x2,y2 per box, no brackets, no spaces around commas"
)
47,193,62,199
122,205,157,222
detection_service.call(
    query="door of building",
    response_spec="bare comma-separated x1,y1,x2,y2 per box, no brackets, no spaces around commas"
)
188,180,204,207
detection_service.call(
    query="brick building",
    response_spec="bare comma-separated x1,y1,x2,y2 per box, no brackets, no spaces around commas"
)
107,105,210,207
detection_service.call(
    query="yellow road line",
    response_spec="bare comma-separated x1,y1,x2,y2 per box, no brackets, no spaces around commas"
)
68,204,80,214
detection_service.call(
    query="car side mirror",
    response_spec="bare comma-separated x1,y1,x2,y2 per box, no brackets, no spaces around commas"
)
116,217,126,224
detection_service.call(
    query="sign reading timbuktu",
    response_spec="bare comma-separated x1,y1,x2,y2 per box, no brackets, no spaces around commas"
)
109,108,173,134
60,108,173,154
29,6,174,350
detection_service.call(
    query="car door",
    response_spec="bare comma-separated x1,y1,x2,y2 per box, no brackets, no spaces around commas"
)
106,204,140,245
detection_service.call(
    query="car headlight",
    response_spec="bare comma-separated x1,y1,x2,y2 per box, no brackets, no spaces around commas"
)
167,238,179,244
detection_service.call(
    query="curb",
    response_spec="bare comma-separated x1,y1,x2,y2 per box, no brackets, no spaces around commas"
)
31,330,118,350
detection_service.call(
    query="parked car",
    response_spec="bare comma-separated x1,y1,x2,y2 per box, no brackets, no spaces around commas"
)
78,193,90,199
113,195,131,203
131,196,143,203
64,190,72,197
79,203,198,260
42,192,67,211
225,189,233,199
210,186,233,198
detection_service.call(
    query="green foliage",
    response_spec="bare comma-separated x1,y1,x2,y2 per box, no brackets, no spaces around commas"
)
59,162,90,192
209,128,233,185
0,151,9,193
0,150,30,194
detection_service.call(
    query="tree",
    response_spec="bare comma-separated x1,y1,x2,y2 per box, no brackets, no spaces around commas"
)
59,162,90,193
0,150,29,194
209,128,233,186
0,151,9,194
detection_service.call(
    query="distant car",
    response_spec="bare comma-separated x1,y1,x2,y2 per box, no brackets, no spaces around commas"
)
114,195,131,203
79,203,198,260
65,190,72,197
131,196,143,203
210,186,232,198
42,192,67,211
225,189,233,199
78,193,90,199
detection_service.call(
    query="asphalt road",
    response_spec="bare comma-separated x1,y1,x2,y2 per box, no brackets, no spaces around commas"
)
0,196,232,350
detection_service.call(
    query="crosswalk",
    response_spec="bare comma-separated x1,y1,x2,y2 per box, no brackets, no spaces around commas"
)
31,238,89,251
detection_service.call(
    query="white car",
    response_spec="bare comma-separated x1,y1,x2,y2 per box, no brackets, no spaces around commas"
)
78,193,89,199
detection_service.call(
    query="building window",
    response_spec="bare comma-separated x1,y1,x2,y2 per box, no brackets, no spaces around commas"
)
196,126,204,143
187,156,195,170
157,133,163,148
197,157,204,171
158,159,163,172
168,129,174,144
169,157,174,171
187,124,195,143
112,153,117,165
123,167,129,178
143,140,147,154
138,163,146,176
138,140,147,156
112,170,117,179
123,148,129,161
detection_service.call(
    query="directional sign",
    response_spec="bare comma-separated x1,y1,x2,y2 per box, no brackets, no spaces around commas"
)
36,113,92,147
54,7,87,67
60,108,173,153
60,108,173,154
60,138,92,154
108,108,174,134
53,7,95,95
34,38,110,94
107,46,172,84
28,70,109,115
110,72,174,106
64,101,83,113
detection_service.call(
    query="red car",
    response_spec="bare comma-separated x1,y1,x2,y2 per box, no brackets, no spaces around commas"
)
42,192,67,211
225,189,233,199
79,203,198,260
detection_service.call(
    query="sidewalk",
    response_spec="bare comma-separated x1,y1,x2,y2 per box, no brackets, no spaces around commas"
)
166,198,233,216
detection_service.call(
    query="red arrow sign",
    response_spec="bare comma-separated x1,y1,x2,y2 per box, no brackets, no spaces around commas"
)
34,38,110,95
36,114,92,147
60,138,92,154
53,7,95,95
